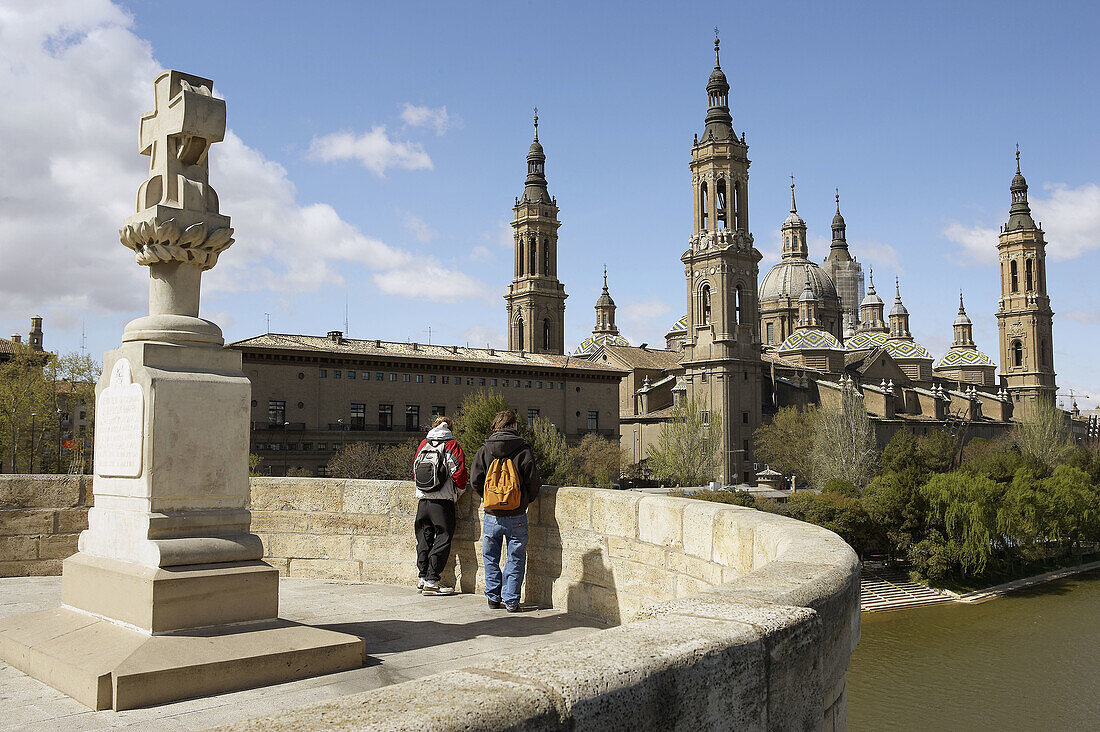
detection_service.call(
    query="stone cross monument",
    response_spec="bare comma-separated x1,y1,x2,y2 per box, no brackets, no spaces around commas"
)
0,71,362,711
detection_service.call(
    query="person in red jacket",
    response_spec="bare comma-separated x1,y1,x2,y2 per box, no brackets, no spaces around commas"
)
412,416,467,595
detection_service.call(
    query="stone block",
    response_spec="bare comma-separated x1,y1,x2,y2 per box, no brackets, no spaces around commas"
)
266,533,352,561
590,489,641,539
0,559,60,576
389,513,417,537
351,535,416,562
249,478,341,513
711,508,768,573
682,501,718,560
0,535,38,561
359,559,417,585
638,496,684,549
308,512,388,535
287,558,361,582
0,509,54,536
607,535,668,568
549,488,592,531
55,508,89,535
38,533,79,560
341,480,402,514
207,669,561,732
667,551,723,585
612,558,674,600
561,549,616,590
249,510,309,533
0,475,89,509
469,614,768,730
674,574,712,599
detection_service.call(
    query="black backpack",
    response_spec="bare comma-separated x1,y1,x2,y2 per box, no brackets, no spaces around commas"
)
414,439,451,492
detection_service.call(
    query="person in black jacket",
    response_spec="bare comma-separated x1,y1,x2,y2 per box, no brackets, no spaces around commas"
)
469,410,541,612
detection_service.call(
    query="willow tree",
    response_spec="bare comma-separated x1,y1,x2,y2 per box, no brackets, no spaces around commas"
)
647,397,721,486
810,380,877,490
1014,396,1074,471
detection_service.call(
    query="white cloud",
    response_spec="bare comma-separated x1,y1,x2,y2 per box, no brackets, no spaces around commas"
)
0,2,487,330
620,298,671,329
470,245,493,262
461,325,506,349
1033,183,1100,261
1064,309,1100,325
400,104,453,135
943,222,999,264
308,127,432,177
399,210,436,242
858,240,904,275
372,264,490,303
943,182,1100,263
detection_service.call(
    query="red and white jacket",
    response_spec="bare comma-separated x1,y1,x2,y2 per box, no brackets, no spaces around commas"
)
414,424,468,501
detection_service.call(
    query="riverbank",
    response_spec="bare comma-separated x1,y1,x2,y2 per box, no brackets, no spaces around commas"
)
948,558,1100,603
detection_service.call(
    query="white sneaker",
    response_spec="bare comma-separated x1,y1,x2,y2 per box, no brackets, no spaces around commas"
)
416,577,426,592
422,580,454,596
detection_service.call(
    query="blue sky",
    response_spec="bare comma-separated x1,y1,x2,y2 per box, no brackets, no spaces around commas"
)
1,1,1098,406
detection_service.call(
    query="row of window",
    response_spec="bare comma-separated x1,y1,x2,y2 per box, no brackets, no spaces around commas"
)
265,401,600,432
317,369,565,391
1007,257,1042,294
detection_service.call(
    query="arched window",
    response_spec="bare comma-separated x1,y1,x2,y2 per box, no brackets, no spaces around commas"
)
543,319,551,351
1037,260,1044,292
1025,258,1034,291
699,182,708,230
516,318,524,348
1010,260,1019,293
716,179,727,230
735,285,743,325
733,181,742,230
701,285,712,325
1012,339,1023,367
543,238,550,276
529,237,537,275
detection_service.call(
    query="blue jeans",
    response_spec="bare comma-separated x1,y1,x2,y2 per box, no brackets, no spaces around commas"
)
482,513,528,607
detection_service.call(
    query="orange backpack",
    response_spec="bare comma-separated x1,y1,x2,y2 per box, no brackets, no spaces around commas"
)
483,457,522,511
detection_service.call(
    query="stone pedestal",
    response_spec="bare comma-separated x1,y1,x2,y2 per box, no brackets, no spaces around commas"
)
0,69,364,710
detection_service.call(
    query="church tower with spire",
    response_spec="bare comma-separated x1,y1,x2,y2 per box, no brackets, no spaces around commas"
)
680,33,763,482
996,149,1056,404
822,190,864,331
505,110,567,354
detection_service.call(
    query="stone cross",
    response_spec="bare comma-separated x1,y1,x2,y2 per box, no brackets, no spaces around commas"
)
136,72,224,216
120,71,234,336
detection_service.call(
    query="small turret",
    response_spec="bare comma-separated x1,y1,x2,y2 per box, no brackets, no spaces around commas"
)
889,278,911,340
29,315,43,352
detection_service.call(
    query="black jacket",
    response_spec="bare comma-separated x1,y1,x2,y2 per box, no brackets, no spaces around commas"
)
470,429,541,517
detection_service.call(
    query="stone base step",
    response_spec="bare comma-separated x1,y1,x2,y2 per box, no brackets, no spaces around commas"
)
0,607,365,710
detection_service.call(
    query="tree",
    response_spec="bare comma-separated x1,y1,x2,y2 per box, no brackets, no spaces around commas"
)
0,348,99,474
328,439,418,480
530,416,573,486
784,491,878,558
810,383,876,490
647,396,721,486
753,405,816,485
1014,396,1075,470
921,472,1005,575
569,433,625,489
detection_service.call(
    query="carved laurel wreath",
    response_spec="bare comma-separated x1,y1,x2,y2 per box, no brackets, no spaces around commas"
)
119,219,234,270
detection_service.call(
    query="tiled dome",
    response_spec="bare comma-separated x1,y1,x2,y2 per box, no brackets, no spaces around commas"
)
883,339,934,361
845,331,889,351
666,314,688,336
575,333,630,357
777,328,843,353
935,348,995,369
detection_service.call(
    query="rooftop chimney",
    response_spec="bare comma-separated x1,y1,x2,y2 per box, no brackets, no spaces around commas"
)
327,330,343,343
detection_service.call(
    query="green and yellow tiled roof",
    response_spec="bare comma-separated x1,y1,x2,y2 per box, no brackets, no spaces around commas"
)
935,347,995,368
575,333,631,357
777,328,843,352
844,331,889,350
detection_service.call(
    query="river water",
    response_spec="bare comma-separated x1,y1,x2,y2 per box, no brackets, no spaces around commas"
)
847,569,1100,731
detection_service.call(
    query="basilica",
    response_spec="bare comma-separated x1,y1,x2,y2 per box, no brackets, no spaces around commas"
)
565,36,1056,482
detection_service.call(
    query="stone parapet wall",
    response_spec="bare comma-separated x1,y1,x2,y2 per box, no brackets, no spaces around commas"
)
0,476,859,729
0,475,91,577
247,478,859,731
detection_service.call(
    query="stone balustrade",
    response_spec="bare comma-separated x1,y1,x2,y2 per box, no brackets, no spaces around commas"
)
1,475,860,729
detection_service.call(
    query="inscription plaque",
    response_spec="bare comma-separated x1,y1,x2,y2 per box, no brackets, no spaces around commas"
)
94,358,145,478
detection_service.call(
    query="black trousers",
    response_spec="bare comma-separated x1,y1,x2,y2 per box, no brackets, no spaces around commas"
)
415,498,456,582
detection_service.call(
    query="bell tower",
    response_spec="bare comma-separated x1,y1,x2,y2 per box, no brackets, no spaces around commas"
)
996,148,1056,405
505,109,567,354
681,32,763,483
